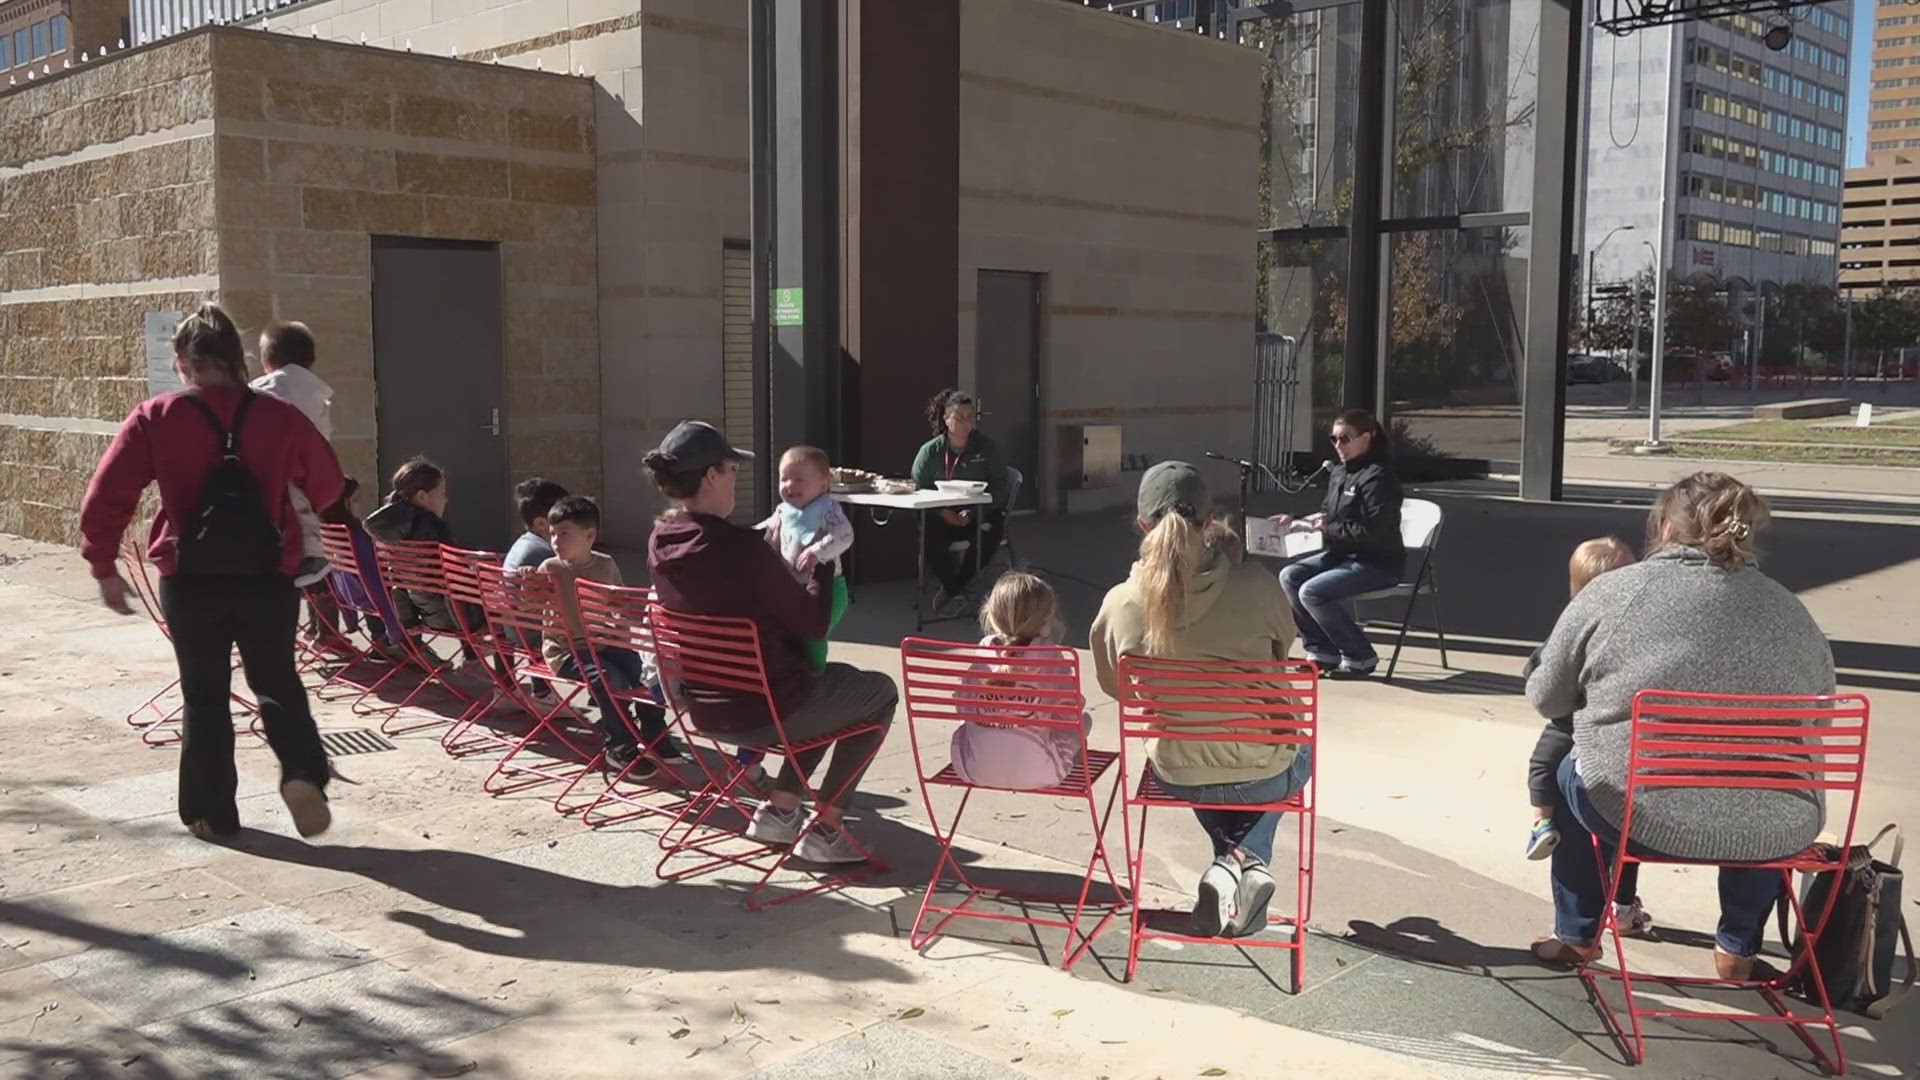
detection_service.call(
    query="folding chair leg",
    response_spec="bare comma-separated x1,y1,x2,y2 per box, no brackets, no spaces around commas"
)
1123,803,1152,984
1384,588,1417,682
1429,573,1450,670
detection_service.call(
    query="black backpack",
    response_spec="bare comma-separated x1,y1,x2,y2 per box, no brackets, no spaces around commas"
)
175,393,284,576
1781,824,1914,1019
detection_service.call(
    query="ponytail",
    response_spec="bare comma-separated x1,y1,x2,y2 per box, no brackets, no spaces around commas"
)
1137,510,1204,656
172,303,248,388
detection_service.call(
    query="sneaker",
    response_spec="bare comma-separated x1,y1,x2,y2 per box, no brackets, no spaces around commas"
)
935,591,970,620
793,819,869,864
605,743,659,779
649,733,689,763
1325,657,1378,681
279,778,331,839
1614,899,1654,938
1525,819,1560,861
1192,860,1240,937
747,802,805,846
1304,652,1340,672
1227,862,1277,938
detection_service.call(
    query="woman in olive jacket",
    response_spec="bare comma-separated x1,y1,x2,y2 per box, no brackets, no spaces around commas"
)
910,389,1011,613
1272,409,1405,680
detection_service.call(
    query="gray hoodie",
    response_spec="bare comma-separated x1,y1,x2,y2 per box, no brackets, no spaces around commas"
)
1526,546,1835,863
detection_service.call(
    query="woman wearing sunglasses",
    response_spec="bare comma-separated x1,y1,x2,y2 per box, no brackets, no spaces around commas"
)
1269,409,1405,680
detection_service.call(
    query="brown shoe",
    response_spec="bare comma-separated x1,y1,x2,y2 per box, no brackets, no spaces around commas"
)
1714,949,1781,984
280,779,332,839
1531,936,1603,966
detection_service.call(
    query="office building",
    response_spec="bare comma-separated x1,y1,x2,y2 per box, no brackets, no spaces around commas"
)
1841,4,1920,291
1585,6,1848,293
1,0,128,77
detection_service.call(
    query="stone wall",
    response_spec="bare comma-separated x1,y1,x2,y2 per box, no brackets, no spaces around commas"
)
201,28,600,503
0,34,217,543
0,27,598,547
957,0,1260,506
236,0,745,546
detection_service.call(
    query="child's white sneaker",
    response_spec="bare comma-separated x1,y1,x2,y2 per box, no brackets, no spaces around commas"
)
1525,818,1560,860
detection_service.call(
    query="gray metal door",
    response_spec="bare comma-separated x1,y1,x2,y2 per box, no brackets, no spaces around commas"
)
371,237,510,549
975,270,1042,511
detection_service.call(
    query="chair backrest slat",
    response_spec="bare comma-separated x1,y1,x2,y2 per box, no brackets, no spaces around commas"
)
374,539,450,595
1116,655,1318,749
574,579,655,655
1626,689,1871,797
900,637,1086,732
647,603,776,704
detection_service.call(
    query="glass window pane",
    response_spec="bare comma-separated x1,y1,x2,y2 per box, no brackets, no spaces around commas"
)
1384,225,1530,469
1259,237,1352,461
12,30,24,67
1246,4,1361,231
1,34,11,70
32,21,47,60
1390,0,1541,217
50,14,66,53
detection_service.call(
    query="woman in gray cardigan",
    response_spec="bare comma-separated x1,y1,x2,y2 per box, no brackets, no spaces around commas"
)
1525,472,1834,979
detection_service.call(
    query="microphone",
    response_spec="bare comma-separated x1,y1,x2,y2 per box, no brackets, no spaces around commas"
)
1205,450,1257,470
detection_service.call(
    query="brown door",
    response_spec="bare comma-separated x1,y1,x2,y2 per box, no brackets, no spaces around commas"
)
974,270,1043,511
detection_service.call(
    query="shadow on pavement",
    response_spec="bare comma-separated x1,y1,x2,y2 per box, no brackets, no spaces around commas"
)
0,901,250,981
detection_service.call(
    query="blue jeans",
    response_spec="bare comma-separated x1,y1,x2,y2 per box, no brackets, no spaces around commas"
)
1550,754,1779,955
557,645,667,750
1279,552,1399,663
1153,746,1315,867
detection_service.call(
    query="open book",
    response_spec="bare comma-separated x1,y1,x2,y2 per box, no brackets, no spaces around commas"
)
1245,517,1323,560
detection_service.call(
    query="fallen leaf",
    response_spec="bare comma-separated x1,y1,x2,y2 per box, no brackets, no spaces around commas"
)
1051,1009,1073,1019
972,1024,990,1032
498,979,517,988
686,1047,703,1060
669,1028,691,1040
1202,1069,1228,1077
547,840,558,848
120,1055,142,1067
730,1002,747,1024
426,1063,478,1078
753,997,782,1005
896,1007,926,1021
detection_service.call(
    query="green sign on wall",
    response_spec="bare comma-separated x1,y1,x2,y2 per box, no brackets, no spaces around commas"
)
773,287,805,326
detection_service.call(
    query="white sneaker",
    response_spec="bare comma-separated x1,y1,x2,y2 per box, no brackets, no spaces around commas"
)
746,802,804,846
793,820,868,864
1192,860,1240,937
1614,900,1654,938
1228,863,1277,938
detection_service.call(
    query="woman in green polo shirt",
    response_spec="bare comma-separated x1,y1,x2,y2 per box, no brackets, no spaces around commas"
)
911,389,1010,615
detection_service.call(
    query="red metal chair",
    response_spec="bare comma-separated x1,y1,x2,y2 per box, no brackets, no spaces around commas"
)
1116,655,1319,990
899,637,1124,969
317,523,415,713
471,561,604,801
1581,689,1871,1076
118,537,260,746
371,538,483,736
436,545,526,758
552,579,701,827
648,602,891,910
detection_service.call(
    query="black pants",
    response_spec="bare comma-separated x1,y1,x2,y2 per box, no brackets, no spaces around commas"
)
160,573,330,832
923,512,1004,595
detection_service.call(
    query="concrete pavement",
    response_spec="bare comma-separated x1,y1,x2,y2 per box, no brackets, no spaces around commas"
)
1,485,1916,1079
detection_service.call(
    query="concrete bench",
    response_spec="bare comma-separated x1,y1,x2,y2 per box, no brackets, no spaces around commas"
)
1753,398,1854,421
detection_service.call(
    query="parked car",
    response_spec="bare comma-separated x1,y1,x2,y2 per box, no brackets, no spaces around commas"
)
1566,355,1625,384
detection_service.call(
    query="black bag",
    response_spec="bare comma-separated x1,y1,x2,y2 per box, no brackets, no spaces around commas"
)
1783,824,1914,1020
175,393,283,576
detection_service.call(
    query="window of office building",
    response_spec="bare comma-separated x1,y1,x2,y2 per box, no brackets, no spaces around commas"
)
50,14,65,53
31,20,48,59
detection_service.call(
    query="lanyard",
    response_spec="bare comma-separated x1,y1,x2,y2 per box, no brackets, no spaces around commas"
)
942,445,966,479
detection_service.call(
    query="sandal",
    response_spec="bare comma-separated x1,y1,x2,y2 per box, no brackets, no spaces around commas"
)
1531,936,1603,966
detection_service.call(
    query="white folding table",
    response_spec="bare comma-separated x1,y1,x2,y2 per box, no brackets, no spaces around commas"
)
836,489,993,631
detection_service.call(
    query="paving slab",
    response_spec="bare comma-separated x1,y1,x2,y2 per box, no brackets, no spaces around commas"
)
742,1020,1029,1080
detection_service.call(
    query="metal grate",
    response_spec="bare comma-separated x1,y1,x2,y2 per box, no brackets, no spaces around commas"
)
320,729,397,757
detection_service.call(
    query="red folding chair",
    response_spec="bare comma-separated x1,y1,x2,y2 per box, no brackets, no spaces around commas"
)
552,579,705,827
317,524,416,713
899,637,1124,969
648,602,891,911
118,538,261,746
1581,689,1871,1076
471,561,605,801
1116,655,1319,990
436,545,527,758
371,538,483,736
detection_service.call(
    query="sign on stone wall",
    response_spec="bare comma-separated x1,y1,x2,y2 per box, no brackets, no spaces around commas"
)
144,311,182,398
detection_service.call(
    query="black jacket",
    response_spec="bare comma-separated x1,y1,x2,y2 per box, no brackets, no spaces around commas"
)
1319,451,1406,571
1523,645,1575,807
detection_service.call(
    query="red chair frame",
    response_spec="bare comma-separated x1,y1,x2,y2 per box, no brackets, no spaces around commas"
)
317,524,416,714
471,561,604,802
436,546,527,758
552,580,703,828
899,637,1124,969
119,538,260,746
1116,655,1319,990
371,539,483,736
648,602,891,911
1581,689,1871,1076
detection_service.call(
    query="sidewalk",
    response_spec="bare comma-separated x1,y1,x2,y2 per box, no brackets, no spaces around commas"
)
2,512,1916,1079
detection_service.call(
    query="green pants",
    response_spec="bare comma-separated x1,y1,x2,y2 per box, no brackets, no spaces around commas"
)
802,574,849,672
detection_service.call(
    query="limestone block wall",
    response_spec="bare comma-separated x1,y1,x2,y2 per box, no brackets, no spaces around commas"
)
0,34,218,544
0,27,599,547
237,0,747,546
201,28,600,502
957,0,1260,508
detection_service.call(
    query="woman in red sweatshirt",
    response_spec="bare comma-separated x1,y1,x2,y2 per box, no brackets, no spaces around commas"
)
80,304,347,842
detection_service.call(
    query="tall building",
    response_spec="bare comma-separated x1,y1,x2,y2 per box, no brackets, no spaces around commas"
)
1842,4,1920,292
1,0,128,77
1584,6,1848,295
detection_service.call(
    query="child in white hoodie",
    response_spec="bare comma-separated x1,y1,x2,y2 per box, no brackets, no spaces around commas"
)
250,322,333,586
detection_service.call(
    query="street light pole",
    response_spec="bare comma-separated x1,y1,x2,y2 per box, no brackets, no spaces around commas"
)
1587,224,1636,345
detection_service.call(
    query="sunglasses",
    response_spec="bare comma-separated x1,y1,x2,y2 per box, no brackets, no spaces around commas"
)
1330,433,1360,446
